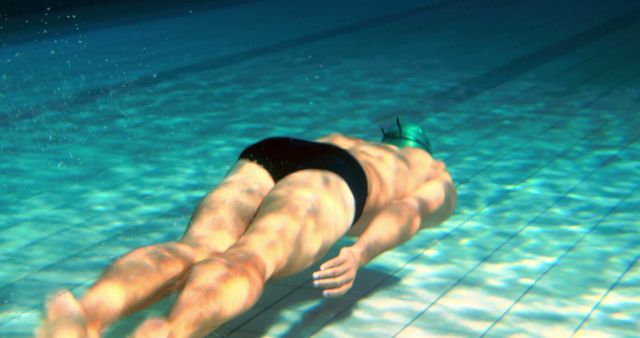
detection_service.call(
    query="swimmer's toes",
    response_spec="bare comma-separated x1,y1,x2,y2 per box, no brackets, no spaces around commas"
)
131,318,170,338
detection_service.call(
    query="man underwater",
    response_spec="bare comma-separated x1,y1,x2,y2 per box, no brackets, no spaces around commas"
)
38,118,457,338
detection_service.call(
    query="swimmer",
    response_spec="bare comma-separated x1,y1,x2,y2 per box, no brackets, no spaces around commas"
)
37,118,457,338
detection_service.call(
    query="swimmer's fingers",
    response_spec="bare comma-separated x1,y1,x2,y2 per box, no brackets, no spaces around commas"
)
322,280,354,298
315,260,348,279
313,247,360,297
312,266,351,287
313,273,354,297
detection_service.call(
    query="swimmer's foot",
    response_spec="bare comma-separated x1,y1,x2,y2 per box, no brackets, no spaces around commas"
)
37,290,98,338
131,318,170,338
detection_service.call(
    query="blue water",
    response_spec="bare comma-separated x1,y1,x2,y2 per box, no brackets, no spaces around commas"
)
1,0,639,337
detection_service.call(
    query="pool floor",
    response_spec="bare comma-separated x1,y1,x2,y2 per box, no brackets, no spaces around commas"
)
1,0,638,337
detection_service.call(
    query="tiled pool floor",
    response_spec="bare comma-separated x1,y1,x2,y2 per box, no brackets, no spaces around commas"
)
1,0,638,337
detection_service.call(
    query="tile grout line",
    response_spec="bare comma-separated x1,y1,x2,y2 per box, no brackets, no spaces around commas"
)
570,204,640,337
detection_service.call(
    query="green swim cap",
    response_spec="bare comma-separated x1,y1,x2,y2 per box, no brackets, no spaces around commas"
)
380,117,432,154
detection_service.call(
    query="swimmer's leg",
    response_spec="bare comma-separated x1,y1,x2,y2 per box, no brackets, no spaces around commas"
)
38,161,274,337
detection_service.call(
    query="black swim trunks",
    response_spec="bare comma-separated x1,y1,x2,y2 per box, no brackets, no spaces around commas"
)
238,137,368,224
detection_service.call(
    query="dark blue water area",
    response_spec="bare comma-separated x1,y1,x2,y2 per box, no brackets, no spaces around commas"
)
2,0,639,120
0,0,246,43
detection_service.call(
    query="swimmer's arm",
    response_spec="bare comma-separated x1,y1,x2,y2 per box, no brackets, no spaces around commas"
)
351,172,457,267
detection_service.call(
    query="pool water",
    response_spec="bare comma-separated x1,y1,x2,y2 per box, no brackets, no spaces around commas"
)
1,0,639,337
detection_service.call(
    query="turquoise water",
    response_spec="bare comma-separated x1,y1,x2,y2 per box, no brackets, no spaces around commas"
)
1,0,639,337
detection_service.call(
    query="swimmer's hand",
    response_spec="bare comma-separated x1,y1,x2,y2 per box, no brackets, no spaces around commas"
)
312,247,361,297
